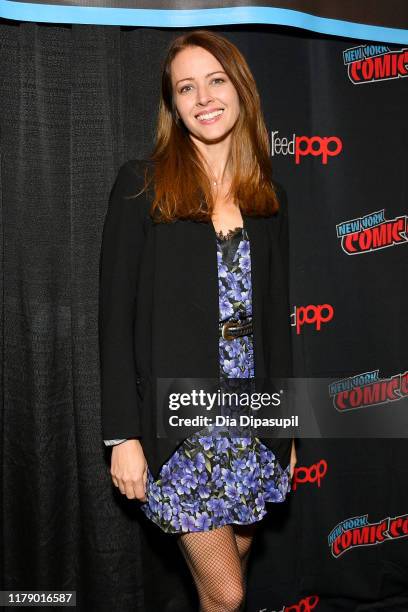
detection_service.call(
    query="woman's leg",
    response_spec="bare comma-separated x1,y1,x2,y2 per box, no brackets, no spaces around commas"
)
177,524,244,612
232,523,258,606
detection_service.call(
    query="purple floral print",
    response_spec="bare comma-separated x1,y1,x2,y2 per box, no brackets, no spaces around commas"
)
140,227,291,534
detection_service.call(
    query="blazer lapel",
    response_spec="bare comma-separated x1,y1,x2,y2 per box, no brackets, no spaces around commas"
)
243,215,268,380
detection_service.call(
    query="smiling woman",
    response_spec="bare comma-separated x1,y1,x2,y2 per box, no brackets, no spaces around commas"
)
172,47,239,139
143,30,282,225
100,29,296,612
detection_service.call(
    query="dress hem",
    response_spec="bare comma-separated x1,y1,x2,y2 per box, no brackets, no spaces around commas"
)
141,495,290,536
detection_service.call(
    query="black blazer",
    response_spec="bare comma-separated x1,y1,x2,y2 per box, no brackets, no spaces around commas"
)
99,160,294,478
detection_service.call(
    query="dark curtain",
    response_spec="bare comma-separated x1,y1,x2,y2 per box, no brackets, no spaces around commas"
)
0,20,407,612
0,22,160,612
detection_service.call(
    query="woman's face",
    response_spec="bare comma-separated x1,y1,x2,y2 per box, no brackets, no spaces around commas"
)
171,45,240,144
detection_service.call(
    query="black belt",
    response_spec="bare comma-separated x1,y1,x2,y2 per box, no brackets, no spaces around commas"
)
219,318,253,340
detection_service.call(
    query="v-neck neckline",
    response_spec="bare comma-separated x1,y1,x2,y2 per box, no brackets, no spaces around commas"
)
211,213,247,241
215,226,243,241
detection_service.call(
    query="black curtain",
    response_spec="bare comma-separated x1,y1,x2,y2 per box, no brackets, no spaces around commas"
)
0,22,158,611
1,21,407,612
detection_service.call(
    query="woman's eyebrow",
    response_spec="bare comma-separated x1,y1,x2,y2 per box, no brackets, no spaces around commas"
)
176,71,226,86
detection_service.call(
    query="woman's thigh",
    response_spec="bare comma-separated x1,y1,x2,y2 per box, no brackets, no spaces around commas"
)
177,524,244,601
232,522,258,560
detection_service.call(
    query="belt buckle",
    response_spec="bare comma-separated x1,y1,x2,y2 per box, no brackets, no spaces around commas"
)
222,319,237,341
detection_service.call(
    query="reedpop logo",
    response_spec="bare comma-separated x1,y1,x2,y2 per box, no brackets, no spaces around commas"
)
271,131,342,165
292,460,328,491
291,304,334,335
259,595,319,612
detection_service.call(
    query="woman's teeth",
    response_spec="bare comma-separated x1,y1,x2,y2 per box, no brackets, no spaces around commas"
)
197,109,224,121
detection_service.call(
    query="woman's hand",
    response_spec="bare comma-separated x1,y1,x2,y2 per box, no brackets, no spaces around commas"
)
110,439,148,502
289,438,297,481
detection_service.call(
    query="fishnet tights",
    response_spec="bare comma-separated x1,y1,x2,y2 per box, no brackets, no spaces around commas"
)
177,523,257,612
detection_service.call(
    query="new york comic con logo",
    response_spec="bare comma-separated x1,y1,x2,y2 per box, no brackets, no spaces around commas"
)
328,512,408,558
336,208,408,254
343,44,408,84
328,369,408,412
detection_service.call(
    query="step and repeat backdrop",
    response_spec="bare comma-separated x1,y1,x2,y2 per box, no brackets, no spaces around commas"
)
228,27,408,611
1,2,407,611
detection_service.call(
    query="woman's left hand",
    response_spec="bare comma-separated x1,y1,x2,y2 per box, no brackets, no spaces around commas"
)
289,438,297,480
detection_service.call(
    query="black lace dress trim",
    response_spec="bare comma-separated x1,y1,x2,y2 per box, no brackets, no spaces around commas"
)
214,226,243,241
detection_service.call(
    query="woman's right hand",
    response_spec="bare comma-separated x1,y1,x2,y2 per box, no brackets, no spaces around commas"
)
110,439,148,502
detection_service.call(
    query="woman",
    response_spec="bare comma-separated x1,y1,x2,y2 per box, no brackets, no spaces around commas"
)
99,30,297,612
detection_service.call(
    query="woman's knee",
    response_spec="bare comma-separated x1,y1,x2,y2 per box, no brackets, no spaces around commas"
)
203,577,245,611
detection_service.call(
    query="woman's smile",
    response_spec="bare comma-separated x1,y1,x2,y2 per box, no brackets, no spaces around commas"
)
196,108,225,124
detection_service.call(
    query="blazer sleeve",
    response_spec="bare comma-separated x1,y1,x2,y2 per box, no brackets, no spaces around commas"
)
276,185,290,295
274,181,294,379
98,160,146,441
277,186,297,458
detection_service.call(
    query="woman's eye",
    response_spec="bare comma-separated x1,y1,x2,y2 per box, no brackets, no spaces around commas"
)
179,78,225,93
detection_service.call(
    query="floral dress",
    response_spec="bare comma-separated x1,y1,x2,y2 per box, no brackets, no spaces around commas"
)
140,226,291,534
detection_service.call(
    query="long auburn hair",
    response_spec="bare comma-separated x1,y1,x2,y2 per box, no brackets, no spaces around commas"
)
134,30,279,223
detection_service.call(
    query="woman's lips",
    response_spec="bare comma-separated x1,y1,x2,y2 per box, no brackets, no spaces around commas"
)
196,109,225,125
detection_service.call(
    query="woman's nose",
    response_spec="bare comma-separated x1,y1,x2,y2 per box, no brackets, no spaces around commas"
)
196,84,213,105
